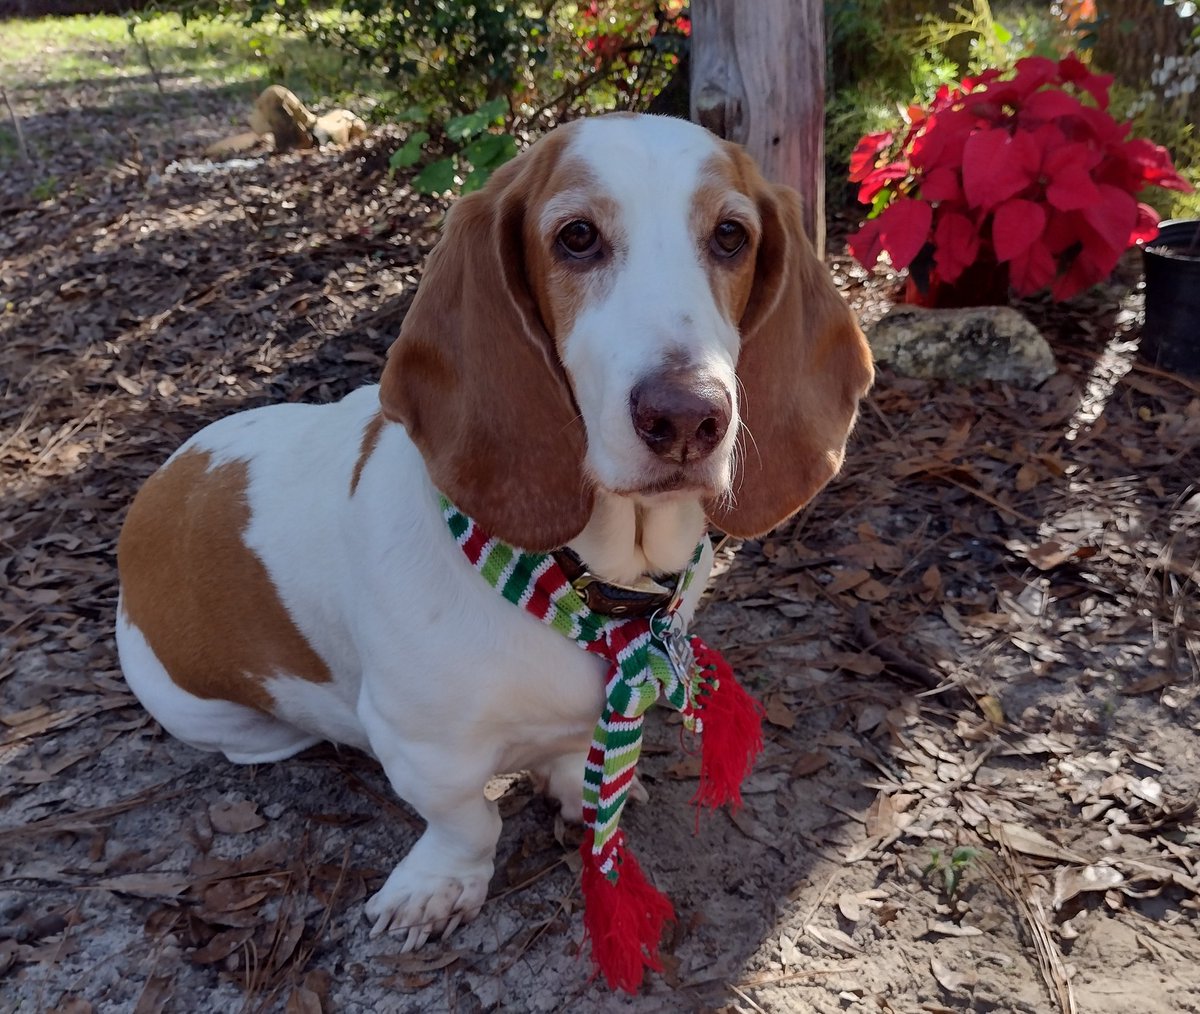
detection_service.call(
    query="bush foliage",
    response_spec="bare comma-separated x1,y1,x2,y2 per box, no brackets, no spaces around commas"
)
153,0,688,192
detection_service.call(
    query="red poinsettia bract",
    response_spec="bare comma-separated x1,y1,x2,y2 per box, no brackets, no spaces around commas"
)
848,53,1192,301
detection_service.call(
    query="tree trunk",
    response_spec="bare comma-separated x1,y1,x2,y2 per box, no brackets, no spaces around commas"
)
1093,0,1193,88
690,0,826,255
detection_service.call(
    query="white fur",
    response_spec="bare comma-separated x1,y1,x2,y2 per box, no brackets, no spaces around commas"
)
118,116,746,951
559,117,744,498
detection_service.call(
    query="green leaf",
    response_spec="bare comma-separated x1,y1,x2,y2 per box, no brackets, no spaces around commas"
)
389,131,430,170
393,104,430,124
460,166,492,194
413,158,458,194
461,133,517,171
992,21,1013,44
445,98,509,142
868,188,893,220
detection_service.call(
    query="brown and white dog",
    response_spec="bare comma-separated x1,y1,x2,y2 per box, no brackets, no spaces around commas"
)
116,113,873,952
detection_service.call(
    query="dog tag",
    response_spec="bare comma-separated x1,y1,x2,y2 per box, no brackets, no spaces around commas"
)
662,625,696,682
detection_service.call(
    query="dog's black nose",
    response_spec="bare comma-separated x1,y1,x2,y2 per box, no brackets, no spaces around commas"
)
630,371,731,464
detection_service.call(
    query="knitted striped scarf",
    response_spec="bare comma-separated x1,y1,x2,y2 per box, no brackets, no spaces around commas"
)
443,497,764,993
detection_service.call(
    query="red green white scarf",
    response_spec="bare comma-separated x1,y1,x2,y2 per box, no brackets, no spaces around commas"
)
443,497,764,993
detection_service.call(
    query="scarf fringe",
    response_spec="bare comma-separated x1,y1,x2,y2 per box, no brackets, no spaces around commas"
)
691,636,765,811
580,831,675,993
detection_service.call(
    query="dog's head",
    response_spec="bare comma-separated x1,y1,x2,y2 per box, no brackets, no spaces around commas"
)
381,114,873,551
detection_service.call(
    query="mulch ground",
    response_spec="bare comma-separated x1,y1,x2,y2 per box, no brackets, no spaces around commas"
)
2,39,1199,1014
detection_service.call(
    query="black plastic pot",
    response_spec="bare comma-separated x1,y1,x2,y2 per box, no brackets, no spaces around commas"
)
1142,219,1200,377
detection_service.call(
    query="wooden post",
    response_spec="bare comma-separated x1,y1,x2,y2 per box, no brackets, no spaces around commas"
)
690,0,826,256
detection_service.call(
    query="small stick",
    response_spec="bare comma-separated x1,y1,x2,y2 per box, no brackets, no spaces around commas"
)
133,29,165,96
853,601,946,691
1,86,31,164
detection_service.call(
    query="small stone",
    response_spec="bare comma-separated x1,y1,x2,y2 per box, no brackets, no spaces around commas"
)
263,802,285,820
869,305,1057,387
0,892,27,922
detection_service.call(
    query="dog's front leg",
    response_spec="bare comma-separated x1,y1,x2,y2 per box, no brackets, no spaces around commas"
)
359,710,501,952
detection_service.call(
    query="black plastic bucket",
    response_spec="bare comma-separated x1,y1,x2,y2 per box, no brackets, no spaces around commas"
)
1142,219,1200,377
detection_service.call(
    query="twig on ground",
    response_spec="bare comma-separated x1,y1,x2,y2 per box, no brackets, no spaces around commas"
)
729,983,769,1013
1,86,32,165
134,31,165,96
852,602,947,692
735,965,857,988
0,780,191,843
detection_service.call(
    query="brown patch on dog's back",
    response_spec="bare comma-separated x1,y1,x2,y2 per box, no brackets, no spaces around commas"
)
350,412,385,496
118,448,332,713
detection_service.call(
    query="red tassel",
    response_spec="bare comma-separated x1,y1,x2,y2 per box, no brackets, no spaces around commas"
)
691,637,765,810
579,832,675,993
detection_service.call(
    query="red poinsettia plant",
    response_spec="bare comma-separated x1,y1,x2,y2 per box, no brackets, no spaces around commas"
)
849,53,1193,303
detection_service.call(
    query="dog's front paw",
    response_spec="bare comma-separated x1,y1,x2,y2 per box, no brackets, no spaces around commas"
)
365,861,490,952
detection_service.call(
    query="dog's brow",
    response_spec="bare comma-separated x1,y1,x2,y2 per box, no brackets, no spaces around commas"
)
539,190,602,234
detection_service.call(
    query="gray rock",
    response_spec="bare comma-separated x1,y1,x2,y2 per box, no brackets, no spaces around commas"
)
868,305,1057,387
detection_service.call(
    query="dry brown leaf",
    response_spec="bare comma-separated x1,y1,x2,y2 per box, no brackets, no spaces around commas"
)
826,568,871,595
131,974,173,1014
1015,462,1041,492
930,956,976,993
977,695,1005,725
817,651,886,676
1053,865,1125,909
96,873,191,899
375,950,464,974
992,822,1082,863
865,791,917,839
1120,672,1177,696
727,806,775,847
268,914,306,972
791,750,832,778
189,927,255,965
854,578,891,602
285,988,323,1014
927,920,984,938
208,800,266,835
778,932,803,969
837,888,888,923
1016,539,1097,571
763,693,796,730
855,703,889,733
805,924,861,955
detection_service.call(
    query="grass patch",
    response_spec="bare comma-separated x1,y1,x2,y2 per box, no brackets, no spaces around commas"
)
0,13,379,109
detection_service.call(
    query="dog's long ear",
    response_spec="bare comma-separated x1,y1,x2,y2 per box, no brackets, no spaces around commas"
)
380,135,593,551
707,156,874,538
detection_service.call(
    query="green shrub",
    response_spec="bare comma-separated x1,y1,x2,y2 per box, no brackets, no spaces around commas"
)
148,1,688,193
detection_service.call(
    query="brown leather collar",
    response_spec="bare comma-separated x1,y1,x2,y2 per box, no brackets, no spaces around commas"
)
552,547,675,619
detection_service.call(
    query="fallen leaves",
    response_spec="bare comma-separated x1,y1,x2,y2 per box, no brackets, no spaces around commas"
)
0,31,1196,1014
208,799,267,835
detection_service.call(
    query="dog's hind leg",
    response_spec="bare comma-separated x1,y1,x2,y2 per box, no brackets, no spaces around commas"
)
534,747,649,823
116,608,320,763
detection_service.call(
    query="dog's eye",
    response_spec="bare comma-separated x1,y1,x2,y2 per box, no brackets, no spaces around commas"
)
712,220,747,258
557,219,601,258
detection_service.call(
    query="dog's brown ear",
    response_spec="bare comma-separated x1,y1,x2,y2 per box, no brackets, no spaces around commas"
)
380,137,593,551
707,159,874,538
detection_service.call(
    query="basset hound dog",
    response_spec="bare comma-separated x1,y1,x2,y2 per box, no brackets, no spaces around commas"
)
117,113,873,959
